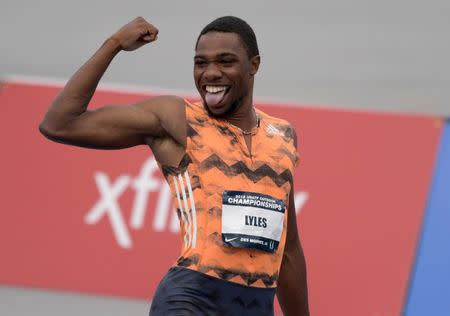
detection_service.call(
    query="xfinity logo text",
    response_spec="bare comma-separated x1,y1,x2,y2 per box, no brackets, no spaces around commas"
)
84,156,309,249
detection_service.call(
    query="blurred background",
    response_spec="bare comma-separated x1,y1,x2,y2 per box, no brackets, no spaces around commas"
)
1,0,449,315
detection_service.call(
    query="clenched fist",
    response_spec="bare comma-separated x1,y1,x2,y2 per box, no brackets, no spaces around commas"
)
109,17,159,51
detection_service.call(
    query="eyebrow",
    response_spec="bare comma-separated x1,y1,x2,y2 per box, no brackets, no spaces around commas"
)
194,52,238,59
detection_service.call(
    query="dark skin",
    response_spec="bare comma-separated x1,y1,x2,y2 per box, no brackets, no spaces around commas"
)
39,17,309,315
194,31,260,154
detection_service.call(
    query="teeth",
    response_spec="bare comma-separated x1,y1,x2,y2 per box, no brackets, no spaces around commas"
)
205,86,227,93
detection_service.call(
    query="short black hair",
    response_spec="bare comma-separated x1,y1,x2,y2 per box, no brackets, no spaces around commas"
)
196,16,259,58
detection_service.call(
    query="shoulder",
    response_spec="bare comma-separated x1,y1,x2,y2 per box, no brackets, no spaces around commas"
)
184,99,208,116
256,108,298,148
135,95,185,111
133,95,186,123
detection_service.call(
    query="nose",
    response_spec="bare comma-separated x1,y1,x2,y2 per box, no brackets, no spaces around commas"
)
203,63,222,81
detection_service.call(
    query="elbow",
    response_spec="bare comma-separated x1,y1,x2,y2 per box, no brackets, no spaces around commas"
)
39,121,52,137
39,121,56,138
39,121,66,142
39,122,51,136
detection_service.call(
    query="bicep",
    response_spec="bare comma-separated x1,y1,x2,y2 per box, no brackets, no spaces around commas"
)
44,96,177,149
63,104,162,149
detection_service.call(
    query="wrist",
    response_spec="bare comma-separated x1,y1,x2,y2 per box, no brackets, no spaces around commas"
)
104,36,123,55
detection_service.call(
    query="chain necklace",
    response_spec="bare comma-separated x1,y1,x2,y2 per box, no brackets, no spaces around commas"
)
225,108,260,135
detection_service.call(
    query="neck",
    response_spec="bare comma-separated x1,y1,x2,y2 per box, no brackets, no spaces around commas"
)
225,95,257,132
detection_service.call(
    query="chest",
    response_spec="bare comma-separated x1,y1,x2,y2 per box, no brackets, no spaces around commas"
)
191,122,286,164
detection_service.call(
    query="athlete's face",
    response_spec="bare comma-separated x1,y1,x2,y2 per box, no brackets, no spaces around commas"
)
194,32,259,117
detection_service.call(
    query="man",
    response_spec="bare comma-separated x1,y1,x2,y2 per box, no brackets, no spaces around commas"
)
40,16,309,316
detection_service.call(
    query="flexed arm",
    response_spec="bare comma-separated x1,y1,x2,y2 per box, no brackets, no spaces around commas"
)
39,17,184,149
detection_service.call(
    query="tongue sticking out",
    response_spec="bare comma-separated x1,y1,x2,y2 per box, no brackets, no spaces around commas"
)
205,90,226,107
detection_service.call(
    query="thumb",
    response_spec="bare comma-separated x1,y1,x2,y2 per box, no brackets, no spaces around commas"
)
142,35,158,42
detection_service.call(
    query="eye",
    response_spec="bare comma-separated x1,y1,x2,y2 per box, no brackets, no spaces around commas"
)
220,59,235,66
194,59,207,66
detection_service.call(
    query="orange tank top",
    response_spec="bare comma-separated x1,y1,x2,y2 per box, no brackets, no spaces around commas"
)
159,100,299,288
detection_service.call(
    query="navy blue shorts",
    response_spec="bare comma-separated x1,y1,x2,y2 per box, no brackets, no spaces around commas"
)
149,267,275,316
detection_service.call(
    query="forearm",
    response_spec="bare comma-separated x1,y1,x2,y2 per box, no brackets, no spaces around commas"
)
40,38,121,132
277,239,310,316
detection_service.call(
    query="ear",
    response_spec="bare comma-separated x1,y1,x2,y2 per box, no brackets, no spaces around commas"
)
249,55,260,76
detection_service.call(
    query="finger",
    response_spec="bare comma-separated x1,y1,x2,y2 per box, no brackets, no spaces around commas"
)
143,31,158,42
142,35,152,41
144,22,158,36
141,28,157,41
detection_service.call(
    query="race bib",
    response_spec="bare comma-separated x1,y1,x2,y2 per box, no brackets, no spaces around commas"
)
221,190,286,253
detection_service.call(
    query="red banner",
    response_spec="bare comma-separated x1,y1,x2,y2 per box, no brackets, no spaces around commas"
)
0,79,442,315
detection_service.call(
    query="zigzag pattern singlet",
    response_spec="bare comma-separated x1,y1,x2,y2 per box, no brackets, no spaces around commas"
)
159,100,298,288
